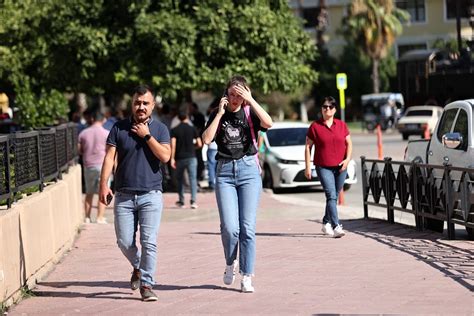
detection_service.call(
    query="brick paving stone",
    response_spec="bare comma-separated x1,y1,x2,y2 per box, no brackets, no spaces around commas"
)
7,191,474,315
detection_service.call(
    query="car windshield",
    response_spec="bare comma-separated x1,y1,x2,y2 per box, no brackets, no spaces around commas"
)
405,110,432,117
266,127,307,147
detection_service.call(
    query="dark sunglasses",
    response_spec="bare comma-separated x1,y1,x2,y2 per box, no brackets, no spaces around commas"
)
322,105,335,110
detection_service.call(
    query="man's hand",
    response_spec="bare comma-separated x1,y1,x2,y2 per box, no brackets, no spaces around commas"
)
99,184,114,205
170,158,176,169
131,123,150,138
304,168,312,180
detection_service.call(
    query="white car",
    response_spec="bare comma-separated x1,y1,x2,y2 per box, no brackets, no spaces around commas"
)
259,122,357,192
396,105,443,140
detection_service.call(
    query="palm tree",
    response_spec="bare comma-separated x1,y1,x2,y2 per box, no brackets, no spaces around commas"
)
342,0,408,93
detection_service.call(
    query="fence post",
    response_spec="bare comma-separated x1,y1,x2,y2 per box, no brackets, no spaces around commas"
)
384,157,394,223
412,160,422,230
5,135,12,208
361,156,369,219
443,163,455,239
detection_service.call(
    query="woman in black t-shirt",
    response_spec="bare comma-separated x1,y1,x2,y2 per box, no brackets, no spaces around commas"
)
202,75,273,293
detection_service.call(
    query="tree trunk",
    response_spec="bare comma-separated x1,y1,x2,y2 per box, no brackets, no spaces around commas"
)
372,58,380,93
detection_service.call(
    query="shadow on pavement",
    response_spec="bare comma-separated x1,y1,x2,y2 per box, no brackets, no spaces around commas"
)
344,218,474,291
33,281,240,300
193,231,325,238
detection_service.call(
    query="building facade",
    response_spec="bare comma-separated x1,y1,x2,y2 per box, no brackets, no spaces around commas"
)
288,0,473,58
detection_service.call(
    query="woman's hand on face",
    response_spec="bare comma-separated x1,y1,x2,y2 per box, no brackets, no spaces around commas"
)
218,97,228,116
234,84,253,103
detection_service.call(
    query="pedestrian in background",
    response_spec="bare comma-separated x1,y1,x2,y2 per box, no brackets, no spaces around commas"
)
189,102,206,182
99,84,171,302
78,110,109,224
304,96,352,238
202,75,273,293
170,106,202,209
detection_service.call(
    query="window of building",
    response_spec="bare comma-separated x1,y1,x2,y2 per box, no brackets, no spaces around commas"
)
397,43,428,58
396,0,426,22
446,0,470,19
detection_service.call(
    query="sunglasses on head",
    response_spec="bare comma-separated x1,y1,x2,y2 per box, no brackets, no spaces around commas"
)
322,105,335,110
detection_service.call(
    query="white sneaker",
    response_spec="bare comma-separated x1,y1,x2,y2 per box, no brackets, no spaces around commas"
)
223,260,237,285
321,223,334,236
333,225,345,238
96,217,108,224
84,217,91,224
190,202,198,209
241,275,254,293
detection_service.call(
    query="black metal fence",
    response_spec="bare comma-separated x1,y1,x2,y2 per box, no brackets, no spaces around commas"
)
0,123,78,208
361,156,474,240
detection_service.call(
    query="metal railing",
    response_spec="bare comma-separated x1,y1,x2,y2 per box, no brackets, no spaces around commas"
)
361,156,474,240
0,123,78,208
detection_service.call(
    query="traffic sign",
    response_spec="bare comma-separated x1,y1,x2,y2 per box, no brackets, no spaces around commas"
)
336,73,347,120
336,73,347,90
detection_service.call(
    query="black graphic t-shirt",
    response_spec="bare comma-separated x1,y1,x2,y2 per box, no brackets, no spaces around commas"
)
206,106,266,160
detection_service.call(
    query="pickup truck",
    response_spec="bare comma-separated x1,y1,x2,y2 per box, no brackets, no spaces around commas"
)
405,99,474,236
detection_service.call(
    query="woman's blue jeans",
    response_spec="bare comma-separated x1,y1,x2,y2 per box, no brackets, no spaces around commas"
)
114,190,163,287
215,155,262,275
316,166,347,228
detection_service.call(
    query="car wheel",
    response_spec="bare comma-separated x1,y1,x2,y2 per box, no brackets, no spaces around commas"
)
402,133,408,140
263,165,273,189
343,183,351,191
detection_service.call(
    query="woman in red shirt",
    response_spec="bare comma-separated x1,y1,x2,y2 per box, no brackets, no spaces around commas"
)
304,96,352,238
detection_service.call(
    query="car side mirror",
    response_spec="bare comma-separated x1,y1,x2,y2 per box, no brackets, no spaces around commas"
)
442,132,463,149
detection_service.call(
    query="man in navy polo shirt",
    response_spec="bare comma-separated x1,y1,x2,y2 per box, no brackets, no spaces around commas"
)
99,84,171,302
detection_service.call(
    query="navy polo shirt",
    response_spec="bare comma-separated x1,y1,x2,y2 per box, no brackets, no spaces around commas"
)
107,117,170,192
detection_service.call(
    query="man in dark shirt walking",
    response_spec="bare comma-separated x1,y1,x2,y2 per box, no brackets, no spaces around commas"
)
99,85,171,302
170,107,202,209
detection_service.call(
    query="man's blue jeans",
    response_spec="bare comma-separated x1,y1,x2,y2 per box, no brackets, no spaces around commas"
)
114,190,163,287
215,155,262,275
316,166,347,228
176,157,198,204
207,148,218,189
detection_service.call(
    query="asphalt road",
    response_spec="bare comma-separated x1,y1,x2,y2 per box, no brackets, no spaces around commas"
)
277,130,409,207
276,130,471,238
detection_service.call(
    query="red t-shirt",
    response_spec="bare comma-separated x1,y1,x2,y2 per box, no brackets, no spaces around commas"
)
306,119,349,167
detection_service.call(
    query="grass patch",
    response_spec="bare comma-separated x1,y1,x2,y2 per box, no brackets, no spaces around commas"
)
346,121,365,133
20,286,35,299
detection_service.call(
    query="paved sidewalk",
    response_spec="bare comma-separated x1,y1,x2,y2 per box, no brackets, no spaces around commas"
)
9,191,474,315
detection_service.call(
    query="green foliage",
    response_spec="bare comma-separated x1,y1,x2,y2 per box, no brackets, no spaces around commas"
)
340,0,408,92
432,38,468,53
14,82,68,129
0,0,317,107
336,43,396,117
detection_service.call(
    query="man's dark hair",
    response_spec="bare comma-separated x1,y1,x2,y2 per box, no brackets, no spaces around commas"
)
178,104,188,121
133,84,154,97
90,110,104,121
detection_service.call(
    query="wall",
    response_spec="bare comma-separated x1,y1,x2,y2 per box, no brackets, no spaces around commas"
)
0,165,82,306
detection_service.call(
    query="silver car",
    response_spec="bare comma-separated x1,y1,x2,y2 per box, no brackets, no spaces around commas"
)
259,122,357,192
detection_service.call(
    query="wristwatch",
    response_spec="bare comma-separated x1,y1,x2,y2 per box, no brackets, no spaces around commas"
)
144,134,152,142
